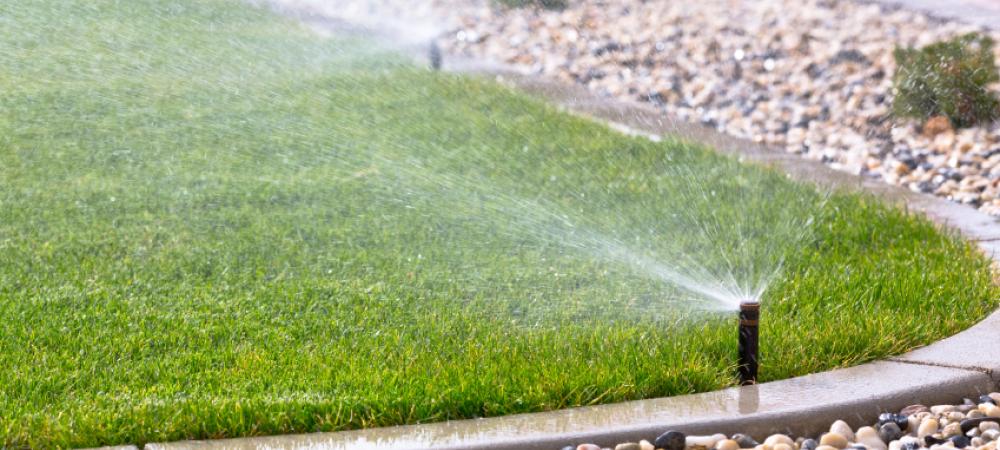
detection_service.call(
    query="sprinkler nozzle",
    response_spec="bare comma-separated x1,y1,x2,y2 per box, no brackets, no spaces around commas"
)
429,40,442,71
738,301,759,386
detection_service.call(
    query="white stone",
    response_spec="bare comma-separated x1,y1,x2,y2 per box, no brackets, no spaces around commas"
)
688,434,728,449
764,435,795,448
919,418,940,438
832,420,856,442
857,427,888,450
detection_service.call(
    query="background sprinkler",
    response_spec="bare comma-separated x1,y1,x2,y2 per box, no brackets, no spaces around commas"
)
429,40,442,70
738,300,759,385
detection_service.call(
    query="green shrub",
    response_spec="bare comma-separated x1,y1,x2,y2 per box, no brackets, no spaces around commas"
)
892,33,1000,128
493,0,568,10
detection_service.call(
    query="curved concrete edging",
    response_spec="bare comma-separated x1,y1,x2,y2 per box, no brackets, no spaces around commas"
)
130,3,1000,450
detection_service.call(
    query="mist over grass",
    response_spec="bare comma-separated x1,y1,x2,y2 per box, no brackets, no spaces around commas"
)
0,0,997,448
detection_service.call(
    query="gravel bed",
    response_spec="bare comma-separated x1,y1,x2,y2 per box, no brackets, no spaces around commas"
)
569,393,1000,450
277,0,1000,215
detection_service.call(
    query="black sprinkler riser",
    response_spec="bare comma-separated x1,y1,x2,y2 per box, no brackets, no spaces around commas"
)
738,301,759,386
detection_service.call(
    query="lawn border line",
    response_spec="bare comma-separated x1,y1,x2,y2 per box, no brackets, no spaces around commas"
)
112,3,1000,449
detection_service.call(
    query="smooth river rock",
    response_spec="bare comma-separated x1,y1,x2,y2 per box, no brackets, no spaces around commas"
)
655,431,687,450
879,422,903,443
918,418,940,438
942,422,962,437
831,421,856,442
947,435,970,448
879,413,909,431
733,434,759,448
764,435,795,447
820,433,849,449
856,426,887,450
687,433,727,449
716,439,739,450
901,405,930,416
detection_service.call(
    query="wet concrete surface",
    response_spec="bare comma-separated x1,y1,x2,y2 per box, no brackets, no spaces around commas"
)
892,309,1000,383
147,362,993,450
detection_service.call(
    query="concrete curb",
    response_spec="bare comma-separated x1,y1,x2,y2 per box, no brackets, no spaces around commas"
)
139,2,1000,449
873,0,1000,31
147,363,995,450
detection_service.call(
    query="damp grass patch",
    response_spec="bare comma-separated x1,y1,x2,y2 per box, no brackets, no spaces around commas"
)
0,0,997,448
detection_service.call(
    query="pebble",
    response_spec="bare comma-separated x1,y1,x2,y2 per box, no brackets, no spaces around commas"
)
816,445,841,450
716,439,739,450
764,435,795,447
945,423,964,437
856,426,888,450
640,440,655,450
919,419,940,438
933,406,958,415
950,436,971,448
902,405,931,416
963,418,1000,433
880,413,910,431
832,421,856,442
688,434,727,449
984,405,1000,418
821,433,849,449
880,422,904,443
802,439,819,450
578,445,601,450
655,431,687,450
616,443,641,450
733,434,760,448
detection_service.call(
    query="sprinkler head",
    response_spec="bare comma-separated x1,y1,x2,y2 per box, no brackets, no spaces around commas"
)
737,300,759,385
429,40,442,71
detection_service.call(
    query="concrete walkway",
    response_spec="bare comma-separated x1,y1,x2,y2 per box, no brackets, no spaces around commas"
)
100,1,1000,449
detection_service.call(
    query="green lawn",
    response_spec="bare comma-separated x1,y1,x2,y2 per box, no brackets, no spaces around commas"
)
0,1,997,448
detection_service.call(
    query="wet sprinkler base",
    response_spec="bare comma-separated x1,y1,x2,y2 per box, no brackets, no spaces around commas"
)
737,301,760,387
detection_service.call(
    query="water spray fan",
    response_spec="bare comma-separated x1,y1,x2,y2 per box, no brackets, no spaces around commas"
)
738,300,759,385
